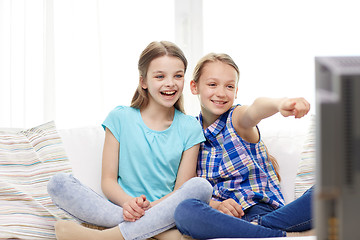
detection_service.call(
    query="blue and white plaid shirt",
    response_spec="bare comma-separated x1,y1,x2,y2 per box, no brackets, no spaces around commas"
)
197,105,285,210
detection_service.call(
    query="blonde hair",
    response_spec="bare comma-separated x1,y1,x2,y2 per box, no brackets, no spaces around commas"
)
193,52,281,181
131,41,187,113
192,53,240,84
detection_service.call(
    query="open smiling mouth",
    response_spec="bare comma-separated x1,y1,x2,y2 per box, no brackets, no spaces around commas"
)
211,100,227,105
161,90,177,96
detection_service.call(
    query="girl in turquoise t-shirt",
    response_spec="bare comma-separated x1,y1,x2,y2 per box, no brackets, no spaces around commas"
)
47,41,213,240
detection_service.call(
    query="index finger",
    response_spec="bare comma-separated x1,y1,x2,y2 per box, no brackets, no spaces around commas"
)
136,196,144,206
129,199,145,216
230,201,244,217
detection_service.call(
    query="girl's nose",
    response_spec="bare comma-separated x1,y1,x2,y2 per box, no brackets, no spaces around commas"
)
215,87,226,97
165,77,175,87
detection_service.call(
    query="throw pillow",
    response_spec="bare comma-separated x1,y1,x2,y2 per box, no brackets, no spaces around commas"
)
294,115,316,199
0,121,74,240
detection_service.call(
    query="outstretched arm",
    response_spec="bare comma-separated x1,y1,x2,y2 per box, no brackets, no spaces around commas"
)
236,97,310,128
232,97,310,142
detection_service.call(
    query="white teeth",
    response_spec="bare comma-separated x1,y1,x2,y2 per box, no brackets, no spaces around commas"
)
162,91,176,95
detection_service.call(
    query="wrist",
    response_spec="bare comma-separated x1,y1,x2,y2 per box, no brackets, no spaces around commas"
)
275,98,288,114
277,97,287,110
209,199,221,209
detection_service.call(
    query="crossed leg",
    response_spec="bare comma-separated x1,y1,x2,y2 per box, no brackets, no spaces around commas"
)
55,220,124,240
55,220,183,240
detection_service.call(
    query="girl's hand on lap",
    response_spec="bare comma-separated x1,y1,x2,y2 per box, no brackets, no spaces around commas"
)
136,195,151,211
217,199,244,218
123,197,146,222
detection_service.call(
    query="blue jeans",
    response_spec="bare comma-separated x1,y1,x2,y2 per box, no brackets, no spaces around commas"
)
47,173,213,240
174,186,313,239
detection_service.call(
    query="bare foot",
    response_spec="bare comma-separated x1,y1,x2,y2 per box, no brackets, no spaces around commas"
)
180,235,197,240
286,229,315,237
55,220,124,240
153,228,182,240
55,220,102,240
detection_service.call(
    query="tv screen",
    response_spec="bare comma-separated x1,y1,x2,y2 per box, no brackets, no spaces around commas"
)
315,56,360,240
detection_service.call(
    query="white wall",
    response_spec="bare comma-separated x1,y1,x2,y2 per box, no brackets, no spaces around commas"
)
1,0,360,128
201,0,360,116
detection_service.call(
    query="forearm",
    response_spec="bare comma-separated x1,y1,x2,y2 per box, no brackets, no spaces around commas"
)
243,97,286,127
150,191,174,207
101,177,132,207
151,174,195,207
150,179,193,207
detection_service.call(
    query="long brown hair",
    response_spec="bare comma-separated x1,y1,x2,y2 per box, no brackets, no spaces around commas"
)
193,53,281,181
130,41,187,113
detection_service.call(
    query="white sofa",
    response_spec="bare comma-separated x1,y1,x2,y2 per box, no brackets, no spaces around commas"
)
0,114,315,240
58,114,316,240
59,114,312,204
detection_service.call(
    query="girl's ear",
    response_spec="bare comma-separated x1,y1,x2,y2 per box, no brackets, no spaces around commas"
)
235,86,239,99
140,76,147,89
190,80,199,95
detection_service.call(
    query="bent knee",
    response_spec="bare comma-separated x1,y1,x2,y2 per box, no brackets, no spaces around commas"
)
47,173,72,198
186,177,213,202
175,199,199,219
174,199,203,234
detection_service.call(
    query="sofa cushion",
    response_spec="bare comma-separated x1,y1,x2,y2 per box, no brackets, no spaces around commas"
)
58,126,105,196
294,115,316,199
0,121,74,240
259,114,310,203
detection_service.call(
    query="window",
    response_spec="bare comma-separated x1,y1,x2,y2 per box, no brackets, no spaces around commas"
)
2,0,359,128
203,0,360,110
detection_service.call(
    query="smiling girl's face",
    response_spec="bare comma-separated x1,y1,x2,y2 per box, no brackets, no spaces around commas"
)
191,60,238,122
141,55,185,110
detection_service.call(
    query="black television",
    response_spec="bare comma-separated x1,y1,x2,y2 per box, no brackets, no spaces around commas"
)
315,56,360,240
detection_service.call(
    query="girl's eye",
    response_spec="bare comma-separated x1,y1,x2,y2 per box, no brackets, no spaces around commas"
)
175,74,183,78
227,85,235,89
155,75,164,79
208,83,216,87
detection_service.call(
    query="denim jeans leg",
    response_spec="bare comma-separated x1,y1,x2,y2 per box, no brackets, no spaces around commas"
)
259,186,314,232
243,202,275,222
47,173,124,227
175,199,285,239
119,177,213,240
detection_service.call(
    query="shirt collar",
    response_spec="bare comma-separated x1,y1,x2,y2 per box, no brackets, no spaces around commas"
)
198,109,230,139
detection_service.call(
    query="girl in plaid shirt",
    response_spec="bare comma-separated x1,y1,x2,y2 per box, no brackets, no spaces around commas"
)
174,53,314,238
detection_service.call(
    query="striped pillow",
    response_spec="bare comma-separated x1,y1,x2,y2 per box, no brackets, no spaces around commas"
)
294,115,316,199
0,121,74,239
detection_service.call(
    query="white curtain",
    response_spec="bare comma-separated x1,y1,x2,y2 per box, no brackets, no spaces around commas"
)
203,0,360,110
1,0,183,128
0,0,45,128
2,0,360,128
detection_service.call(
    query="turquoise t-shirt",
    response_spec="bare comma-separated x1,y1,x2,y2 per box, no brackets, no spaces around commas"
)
102,106,205,202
